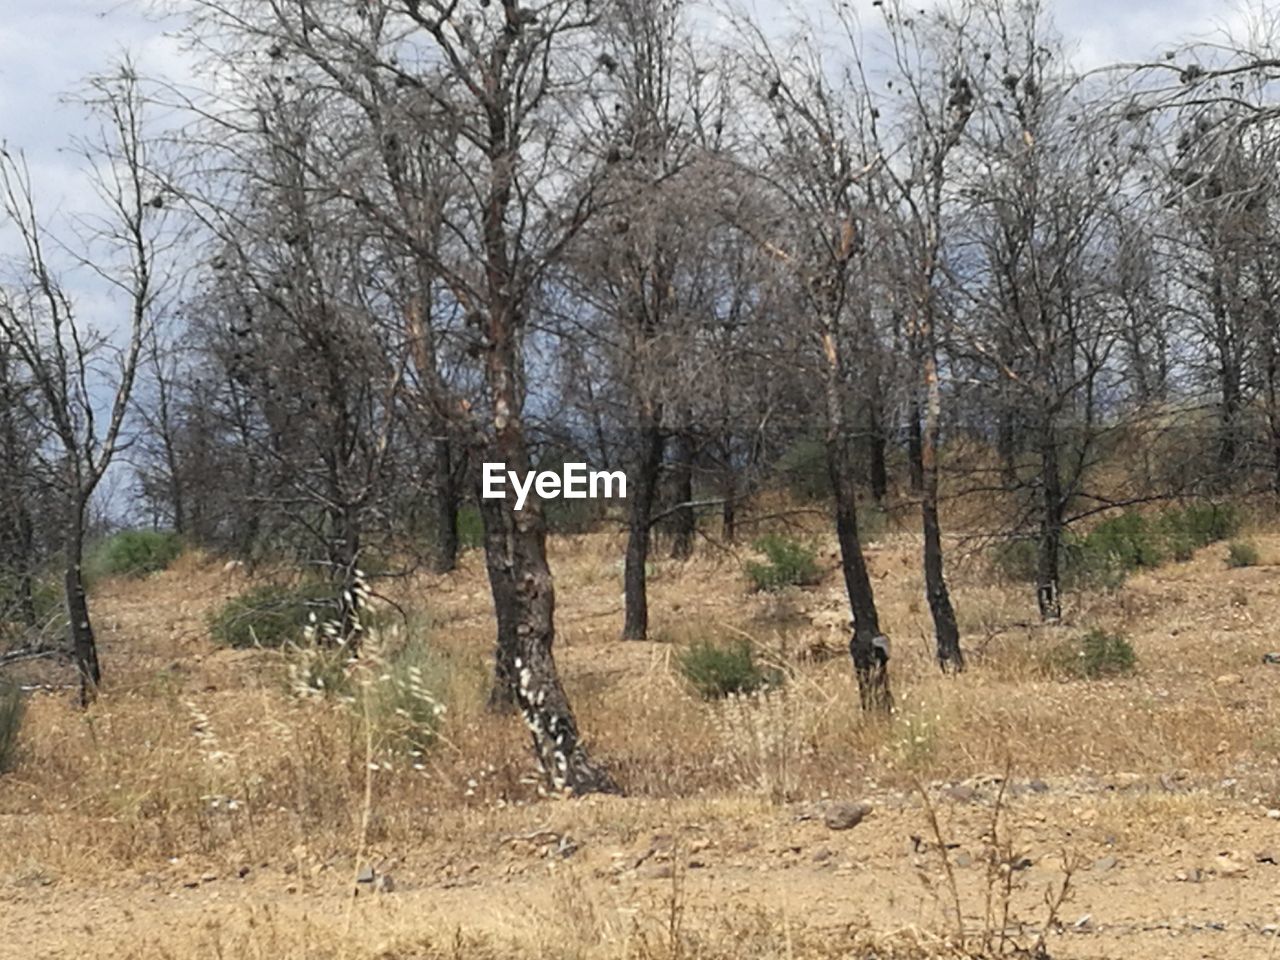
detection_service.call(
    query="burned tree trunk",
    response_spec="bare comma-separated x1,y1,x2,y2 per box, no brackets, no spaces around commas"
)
477,392,616,792
906,397,924,495
721,471,737,543
828,440,892,712
326,502,362,648
866,397,889,504
820,309,892,713
668,427,695,560
431,435,461,574
921,341,963,671
622,414,664,641
64,504,99,706
1037,419,1064,622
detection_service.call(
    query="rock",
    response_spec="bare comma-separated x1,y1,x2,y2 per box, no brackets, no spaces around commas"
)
811,847,834,863
1073,914,1093,932
809,609,849,630
1215,674,1244,686
356,866,375,884
374,873,395,893
1093,855,1118,872
1215,855,1248,878
1267,809,1280,820
1256,850,1279,865
638,862,674,880
823,801,873,831
953,852,973,869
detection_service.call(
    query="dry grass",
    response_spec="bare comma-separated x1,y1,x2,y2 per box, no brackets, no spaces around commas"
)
5,515,1280,957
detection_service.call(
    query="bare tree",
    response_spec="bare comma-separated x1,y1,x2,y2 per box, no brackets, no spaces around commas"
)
731,14,893,711
0,65,162,702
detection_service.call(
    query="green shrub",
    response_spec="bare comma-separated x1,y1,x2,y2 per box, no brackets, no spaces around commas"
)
209,581,343,649
1000,502,1242,591
676,637,780,699
1176,502,1239,546
0,680,23,774
1085,513,1165,570
1227,540,1260,568
86,530,183,583
1045,628,1136,680
745,534,821,592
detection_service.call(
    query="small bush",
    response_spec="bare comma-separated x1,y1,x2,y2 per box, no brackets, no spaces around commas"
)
1000,502,1242,590
745,534,821,592
1046,628,1137,680
1227,540,1260,568
1085,513,1164,570
1177,502,1239,546
209,582,343,649
368,637,448,758
0,680,23,774
86,530,183,582
676,637,780,699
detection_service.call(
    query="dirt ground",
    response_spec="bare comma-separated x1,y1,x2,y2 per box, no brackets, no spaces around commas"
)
4,526,1280,959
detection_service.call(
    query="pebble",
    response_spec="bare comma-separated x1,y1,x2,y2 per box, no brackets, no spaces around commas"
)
823,801,872,831
637,862,674,880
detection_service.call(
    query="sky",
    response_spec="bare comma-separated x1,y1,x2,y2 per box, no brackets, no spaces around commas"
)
0,0,1251,223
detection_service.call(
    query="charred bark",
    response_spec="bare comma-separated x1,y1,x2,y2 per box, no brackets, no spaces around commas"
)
828,441,892,712
906,397,924,495
866,398,889,504
668,428,695,560
921,345,963,672
1037,420,1063,622
622,416,663,641
821,310,892,713
64,511,99,707
477,444,617,793
432,436,461,574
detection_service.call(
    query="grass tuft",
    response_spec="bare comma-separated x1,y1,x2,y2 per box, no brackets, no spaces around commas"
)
1045,628,1137,680
1226,540,1260,568
209,581,343,649
676,636,780,699
744,534,820,592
